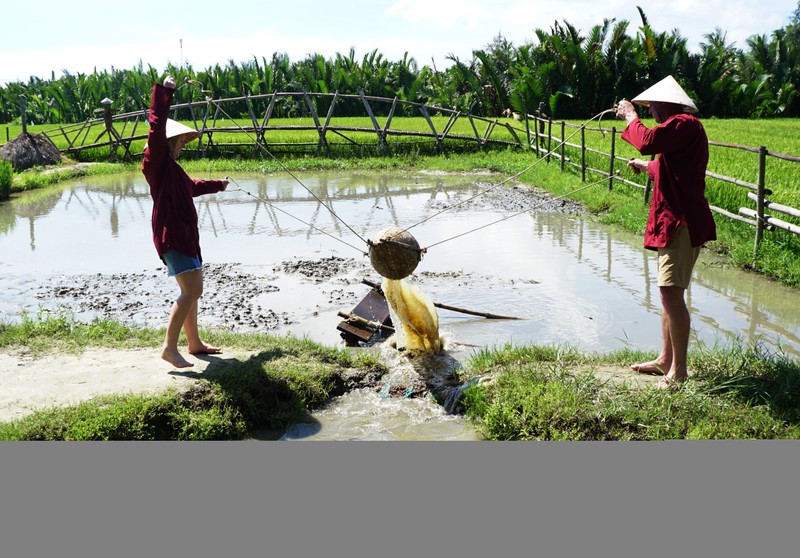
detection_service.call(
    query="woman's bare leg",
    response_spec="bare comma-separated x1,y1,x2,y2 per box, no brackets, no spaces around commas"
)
184,296,221,355
161,269,203,368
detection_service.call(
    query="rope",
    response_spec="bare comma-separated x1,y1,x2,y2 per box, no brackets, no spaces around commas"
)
401,108,618,234
184,79,369,246
226,177,368,256
422,174,614,251
187,80,619,261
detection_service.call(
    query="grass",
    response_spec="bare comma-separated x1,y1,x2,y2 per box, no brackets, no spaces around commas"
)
0,160,11,200
460,341,800,440
3,117,800,440
0,313,386,440
3,314,799,440
0,310,164,355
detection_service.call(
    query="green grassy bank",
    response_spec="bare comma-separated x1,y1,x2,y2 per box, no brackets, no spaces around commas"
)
2,315,799,440
0,314,385,441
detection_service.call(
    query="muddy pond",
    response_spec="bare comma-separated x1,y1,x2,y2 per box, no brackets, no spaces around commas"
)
2,171,799,439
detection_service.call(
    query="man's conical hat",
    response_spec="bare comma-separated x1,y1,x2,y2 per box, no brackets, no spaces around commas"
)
631,75,698,113
166,119,200,142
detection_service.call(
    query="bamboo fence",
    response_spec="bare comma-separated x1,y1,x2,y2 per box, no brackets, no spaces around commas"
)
10,92,800,257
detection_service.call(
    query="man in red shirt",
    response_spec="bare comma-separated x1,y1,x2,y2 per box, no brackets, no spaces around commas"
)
142,76,229,368
616,75,716,388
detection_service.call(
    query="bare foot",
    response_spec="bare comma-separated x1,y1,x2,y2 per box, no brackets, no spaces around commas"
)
630,360,668,375
187,342,222,355
161,347,194,368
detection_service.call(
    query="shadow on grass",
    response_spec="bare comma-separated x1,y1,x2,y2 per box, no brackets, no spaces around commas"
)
170,346,386,438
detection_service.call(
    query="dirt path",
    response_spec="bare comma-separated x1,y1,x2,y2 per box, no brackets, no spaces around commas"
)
0,347,255,423
0,345,661,424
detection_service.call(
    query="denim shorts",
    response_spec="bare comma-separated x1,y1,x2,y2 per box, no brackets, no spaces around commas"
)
162,249,202,277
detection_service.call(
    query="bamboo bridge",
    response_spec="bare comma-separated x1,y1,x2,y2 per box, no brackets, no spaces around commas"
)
38,91,540,161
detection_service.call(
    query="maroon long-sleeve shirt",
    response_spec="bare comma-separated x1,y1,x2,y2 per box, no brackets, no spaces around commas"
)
141,83,226,263
621,113,716,250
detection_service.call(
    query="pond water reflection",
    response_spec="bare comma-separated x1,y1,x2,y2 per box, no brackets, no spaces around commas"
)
2,170,799,362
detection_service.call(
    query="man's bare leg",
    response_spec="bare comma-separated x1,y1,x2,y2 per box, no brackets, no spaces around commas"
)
631,309,673,375
659,285,691,384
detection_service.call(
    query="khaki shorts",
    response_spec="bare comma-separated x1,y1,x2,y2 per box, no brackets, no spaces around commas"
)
657,225,701,289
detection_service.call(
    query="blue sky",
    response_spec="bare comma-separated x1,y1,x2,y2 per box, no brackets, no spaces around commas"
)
1,0,796,86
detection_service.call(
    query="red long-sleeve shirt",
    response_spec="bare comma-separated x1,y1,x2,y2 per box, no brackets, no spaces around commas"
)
141,84,226,263
621,113,716,250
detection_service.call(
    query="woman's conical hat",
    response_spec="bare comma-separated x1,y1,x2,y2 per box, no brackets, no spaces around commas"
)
165,119,200,142
631,75,698,113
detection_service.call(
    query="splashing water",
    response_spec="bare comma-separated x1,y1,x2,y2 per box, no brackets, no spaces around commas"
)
382,277,442,355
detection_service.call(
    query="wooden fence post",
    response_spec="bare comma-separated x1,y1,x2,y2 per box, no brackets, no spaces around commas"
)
608,127,616,190
560,121,566,170
581,125,586,182
524,112,531,152
754,145,767,257
19,95,27,135
547,118,552,163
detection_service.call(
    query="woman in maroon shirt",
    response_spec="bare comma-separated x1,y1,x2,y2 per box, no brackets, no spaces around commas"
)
142,76,229,368
616,75,716,389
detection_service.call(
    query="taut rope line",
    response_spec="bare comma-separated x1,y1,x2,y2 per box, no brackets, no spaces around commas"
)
184,79,368,246
183,79,620,267
422,173,614,251
400,107,618,235
225,176,368,256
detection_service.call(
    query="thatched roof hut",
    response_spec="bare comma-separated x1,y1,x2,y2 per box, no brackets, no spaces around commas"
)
0,133,64,171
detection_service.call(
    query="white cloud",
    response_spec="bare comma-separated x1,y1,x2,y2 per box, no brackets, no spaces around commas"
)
1,0,795,86
386,0,493,28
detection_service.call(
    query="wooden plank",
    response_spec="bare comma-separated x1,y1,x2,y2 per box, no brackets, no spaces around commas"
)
740,207,800,234
765,215,800,235
301,89,327,155
706,170,760,192
418,105,442,153
747,192,800,219
361,279,523,320
382,97,398,144
504,122,522,147
737,207,765,226
336,287,393,345
360,89,385,149
467,114,483,146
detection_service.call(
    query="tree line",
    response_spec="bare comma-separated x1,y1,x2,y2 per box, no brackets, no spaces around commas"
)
2,5,799,126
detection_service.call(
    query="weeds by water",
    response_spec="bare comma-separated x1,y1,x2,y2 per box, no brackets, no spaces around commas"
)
461,341,800,440
0,314,385,440
0,310,163,355
2,314,798,440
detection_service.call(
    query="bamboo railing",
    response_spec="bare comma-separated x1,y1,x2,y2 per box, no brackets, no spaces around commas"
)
20,93,800,257
35,91,524,160
525,114,800,258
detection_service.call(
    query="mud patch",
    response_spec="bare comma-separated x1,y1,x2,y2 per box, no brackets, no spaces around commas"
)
426,181,584,214
35,258,371,333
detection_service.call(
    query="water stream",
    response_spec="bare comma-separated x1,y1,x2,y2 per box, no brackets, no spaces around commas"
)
2,171,799,439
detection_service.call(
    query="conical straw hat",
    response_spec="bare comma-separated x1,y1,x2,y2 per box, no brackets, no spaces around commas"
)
166,119,200,142
631,75,698,113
